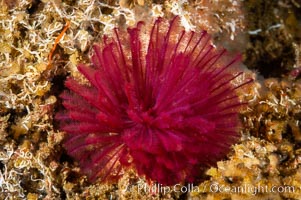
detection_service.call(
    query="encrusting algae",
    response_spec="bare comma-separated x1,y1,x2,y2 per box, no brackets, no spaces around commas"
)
0,0,301,199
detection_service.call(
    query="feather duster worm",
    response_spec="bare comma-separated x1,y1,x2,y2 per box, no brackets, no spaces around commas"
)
56,16,251,186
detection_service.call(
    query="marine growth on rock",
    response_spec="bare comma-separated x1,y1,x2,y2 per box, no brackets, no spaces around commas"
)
56,16,251,186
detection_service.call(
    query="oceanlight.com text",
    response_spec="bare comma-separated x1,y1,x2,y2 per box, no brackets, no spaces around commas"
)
210,183,295,195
